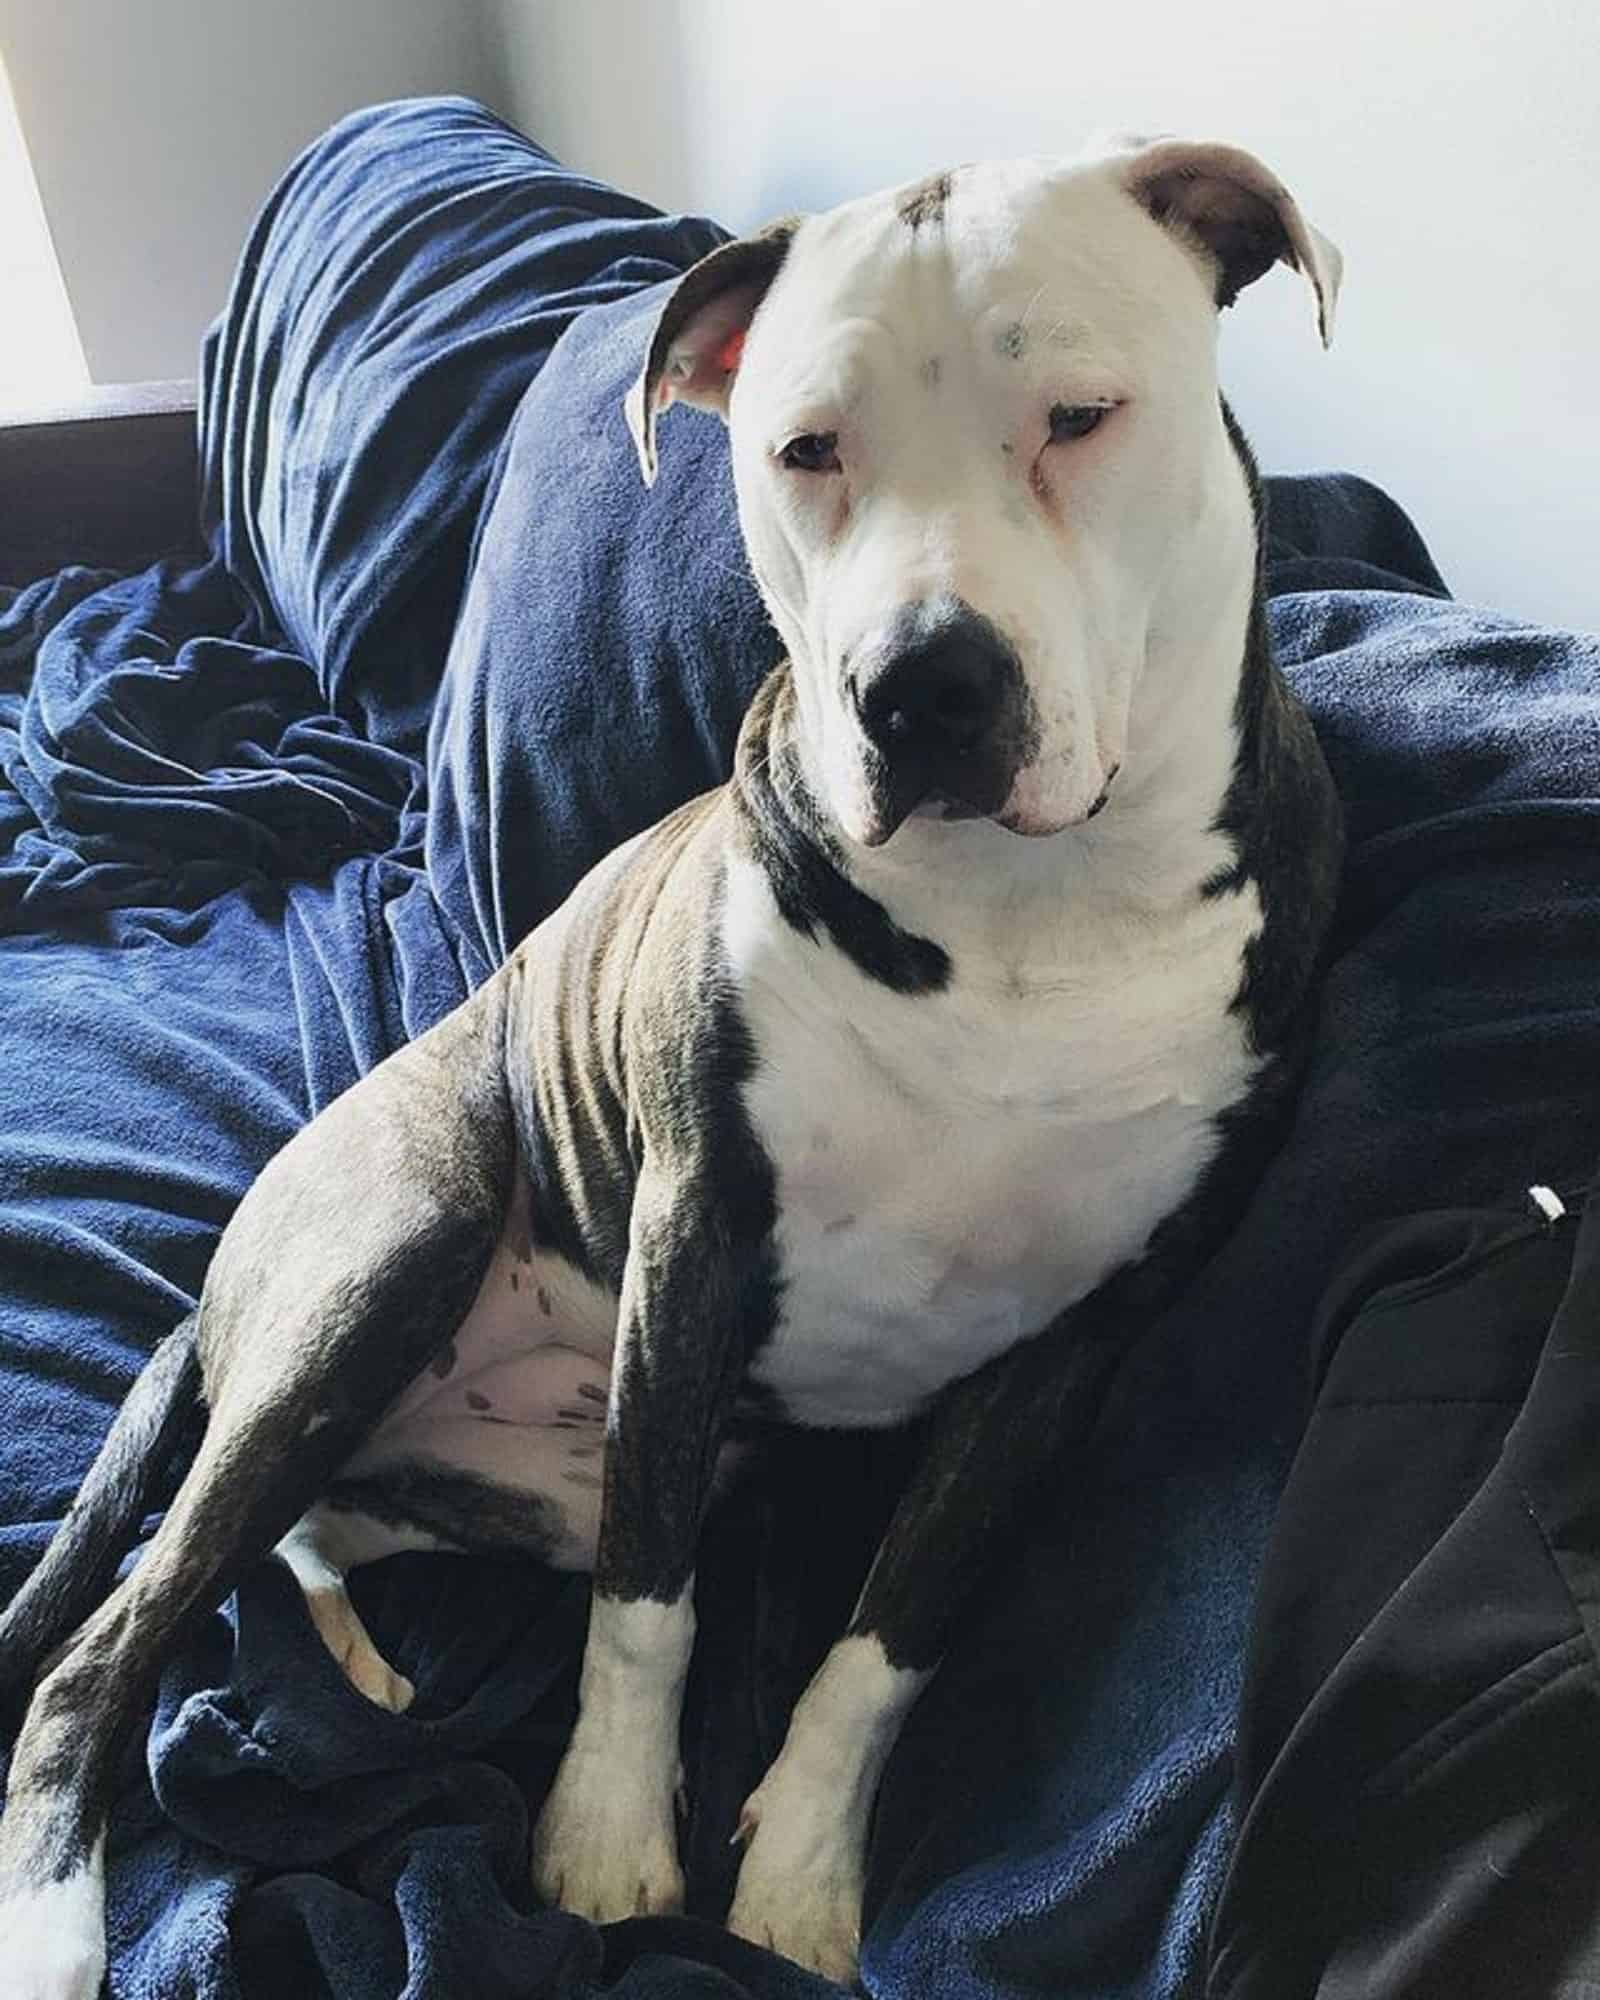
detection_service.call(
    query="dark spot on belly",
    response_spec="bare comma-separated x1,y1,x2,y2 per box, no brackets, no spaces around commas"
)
577,1381,607,1405
537,1285,552,1315
430,1343,457,1380
563,1468,604,1491
466,1390,493,1412
920,355,942,389
558,1406,598,1424
569,1443,601,1460
823,1213,858,1235
510,1270,520,1291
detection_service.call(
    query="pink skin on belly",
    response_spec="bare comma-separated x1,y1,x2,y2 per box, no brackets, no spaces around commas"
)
340,1179,749,1567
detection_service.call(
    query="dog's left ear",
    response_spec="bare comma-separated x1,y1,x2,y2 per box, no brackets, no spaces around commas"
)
1109,137,1341,347
625,219,801,485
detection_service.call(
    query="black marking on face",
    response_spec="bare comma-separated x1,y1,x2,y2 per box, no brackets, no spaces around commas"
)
325,1461,564,1558
732,669,952,995
994,321,1027,360
1202,397,1344,1055
898,170,953,229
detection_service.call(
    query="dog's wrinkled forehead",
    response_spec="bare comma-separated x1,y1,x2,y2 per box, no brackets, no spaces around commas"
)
749,157,1198,372
627,139,1337,482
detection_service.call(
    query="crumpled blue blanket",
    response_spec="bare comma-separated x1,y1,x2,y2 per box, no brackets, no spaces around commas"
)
3,96,1600,2000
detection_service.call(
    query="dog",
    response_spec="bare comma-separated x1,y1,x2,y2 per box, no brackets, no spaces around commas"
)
0,134,1342,1994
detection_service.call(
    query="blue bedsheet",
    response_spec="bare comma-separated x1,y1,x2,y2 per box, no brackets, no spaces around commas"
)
4,97,1600,2000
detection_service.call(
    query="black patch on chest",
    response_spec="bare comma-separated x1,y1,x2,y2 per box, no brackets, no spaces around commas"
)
732,669,952,995
1203,399,1344,1055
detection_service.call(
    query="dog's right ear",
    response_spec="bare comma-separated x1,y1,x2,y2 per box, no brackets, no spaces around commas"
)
625,220,800,485
1095,133,1340,347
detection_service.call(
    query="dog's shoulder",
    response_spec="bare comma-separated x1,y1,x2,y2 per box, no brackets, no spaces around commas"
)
505,777,767,1285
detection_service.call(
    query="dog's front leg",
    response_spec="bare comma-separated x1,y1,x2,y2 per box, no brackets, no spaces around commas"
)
727,1320,1126,1980
532,1165,752,1922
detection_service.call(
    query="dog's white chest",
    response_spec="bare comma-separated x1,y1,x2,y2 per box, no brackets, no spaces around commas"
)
724,854,1262,1428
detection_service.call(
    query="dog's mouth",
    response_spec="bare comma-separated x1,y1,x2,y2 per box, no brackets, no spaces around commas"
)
910,794,984,824
891,766,1120,839
857,744,1019,847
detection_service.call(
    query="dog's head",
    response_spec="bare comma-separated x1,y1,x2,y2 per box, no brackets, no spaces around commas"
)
627,138,1339,848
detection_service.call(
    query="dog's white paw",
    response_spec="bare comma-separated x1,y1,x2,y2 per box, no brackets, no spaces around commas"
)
531,1745,684,1921
0,1854,107,2000
726,1786,863,1985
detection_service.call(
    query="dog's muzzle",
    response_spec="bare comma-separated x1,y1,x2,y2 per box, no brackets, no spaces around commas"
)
851,602,1031,843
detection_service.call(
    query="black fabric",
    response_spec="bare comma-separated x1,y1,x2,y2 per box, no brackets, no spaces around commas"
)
1209,1182,1600,1998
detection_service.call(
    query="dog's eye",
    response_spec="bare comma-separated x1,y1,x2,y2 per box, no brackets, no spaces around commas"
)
1048,403,1108,443
780,431,841,473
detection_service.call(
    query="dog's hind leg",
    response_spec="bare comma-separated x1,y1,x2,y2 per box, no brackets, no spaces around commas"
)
0,970,518,1999
274,1504,451,1713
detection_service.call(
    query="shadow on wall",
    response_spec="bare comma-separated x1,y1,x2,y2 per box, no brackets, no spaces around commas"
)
478,0,698,216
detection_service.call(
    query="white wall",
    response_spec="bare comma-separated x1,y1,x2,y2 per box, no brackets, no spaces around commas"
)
492,0,1600,634
6,0,1594,628
0,0,502,384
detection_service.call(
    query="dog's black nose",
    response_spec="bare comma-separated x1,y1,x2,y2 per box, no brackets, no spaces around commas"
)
855,608,1019,774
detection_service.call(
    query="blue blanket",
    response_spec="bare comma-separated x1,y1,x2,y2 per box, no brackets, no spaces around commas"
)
4,97,1600,2000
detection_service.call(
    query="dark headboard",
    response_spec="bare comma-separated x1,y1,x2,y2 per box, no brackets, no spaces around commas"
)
0,381,202,585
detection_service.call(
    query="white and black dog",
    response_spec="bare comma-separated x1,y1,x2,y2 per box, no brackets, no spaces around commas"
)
0,136,1342,1993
